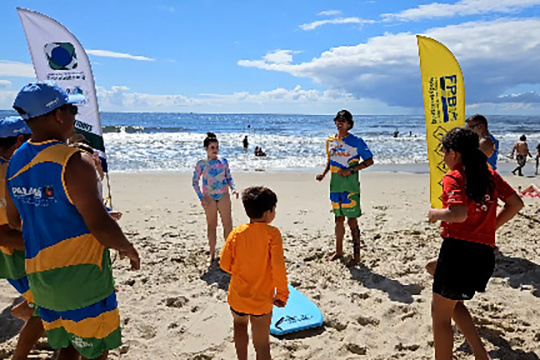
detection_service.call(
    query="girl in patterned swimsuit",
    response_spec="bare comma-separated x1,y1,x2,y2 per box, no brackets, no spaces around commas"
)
193,132,238,263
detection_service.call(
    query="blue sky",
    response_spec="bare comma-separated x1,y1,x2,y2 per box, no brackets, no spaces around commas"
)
2,0,540,114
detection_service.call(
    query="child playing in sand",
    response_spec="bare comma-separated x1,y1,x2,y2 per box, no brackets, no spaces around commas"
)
193,132,238,263
426,127,523,360
316,110,374,265
220,186,288,360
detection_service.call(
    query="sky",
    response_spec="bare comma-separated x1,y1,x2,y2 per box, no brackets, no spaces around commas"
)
2,0,540,115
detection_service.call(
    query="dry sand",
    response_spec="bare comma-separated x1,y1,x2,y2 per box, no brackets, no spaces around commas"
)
0,170,539,359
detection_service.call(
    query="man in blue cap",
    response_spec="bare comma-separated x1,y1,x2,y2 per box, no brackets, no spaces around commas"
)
0,116,45,359
7,82,140,360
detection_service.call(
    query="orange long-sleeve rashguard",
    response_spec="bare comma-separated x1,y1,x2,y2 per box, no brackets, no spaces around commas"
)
220,222,289,315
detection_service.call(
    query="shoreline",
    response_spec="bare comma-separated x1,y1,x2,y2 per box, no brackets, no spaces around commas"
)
106,161,538,176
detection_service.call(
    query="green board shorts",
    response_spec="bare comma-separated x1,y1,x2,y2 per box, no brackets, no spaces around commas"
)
330,192,361,218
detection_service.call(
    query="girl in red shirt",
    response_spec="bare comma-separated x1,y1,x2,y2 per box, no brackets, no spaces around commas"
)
427,127,523,360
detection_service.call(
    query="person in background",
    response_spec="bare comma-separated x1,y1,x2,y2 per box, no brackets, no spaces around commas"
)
242,135,249,152
193,132,238,264
254,146,267,157
511,134,532,176
535,143,539,175
466,114,498,170
316,110,374,266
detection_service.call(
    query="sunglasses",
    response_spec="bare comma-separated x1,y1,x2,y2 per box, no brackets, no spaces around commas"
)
60,104,78,116
334,118,346,123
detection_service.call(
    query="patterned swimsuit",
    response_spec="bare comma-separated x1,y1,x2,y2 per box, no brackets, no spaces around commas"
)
193,157,236,201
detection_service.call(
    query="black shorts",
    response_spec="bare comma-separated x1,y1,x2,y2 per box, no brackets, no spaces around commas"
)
433,237,495,301
230,307,266,317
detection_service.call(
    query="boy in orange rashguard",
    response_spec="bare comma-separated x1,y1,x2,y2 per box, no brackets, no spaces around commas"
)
220,186,289,360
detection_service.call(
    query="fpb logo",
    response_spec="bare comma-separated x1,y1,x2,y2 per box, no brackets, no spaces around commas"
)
44,42,78,70
439,75,458,123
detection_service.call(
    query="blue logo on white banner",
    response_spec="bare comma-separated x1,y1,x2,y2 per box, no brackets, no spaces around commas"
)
44,42,78,70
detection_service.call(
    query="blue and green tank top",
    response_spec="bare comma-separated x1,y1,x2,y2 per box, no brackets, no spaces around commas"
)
6,140,114,311
326,134,373,193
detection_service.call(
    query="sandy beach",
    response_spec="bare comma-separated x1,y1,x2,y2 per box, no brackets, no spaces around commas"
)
0,170,538,360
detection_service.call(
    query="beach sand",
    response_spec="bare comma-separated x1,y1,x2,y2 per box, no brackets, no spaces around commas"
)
0,170,538,359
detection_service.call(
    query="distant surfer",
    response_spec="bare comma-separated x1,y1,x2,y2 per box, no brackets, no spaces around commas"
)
316,110,374,266
466,114,499,170
393,129,399,138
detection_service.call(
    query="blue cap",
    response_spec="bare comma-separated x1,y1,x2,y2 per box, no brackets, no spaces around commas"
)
0,116,32,138
12,81,85,120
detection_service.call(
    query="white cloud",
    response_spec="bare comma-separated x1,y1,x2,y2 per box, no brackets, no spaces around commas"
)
318,10,342,16
86,50,155,61
0,89,18,109
382,0,540,22
91,85,407,114
263,50,299,65
238,19,540,109
0,80,11,89
299,17,375,31
0,61,35,77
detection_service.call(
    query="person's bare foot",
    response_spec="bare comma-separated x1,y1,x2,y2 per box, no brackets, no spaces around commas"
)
327,252,343,261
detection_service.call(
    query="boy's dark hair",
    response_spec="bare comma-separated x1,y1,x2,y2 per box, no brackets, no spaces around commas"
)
204,132,218,148
334,109,354,130
0,134,31,151
442,127,491,203
242,186,277,219
520,134,527,141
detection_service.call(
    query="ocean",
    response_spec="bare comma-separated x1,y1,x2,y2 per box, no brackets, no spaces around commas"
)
1,111,539,173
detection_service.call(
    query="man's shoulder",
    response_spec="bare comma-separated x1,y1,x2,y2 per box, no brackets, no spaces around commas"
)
345,133,364,144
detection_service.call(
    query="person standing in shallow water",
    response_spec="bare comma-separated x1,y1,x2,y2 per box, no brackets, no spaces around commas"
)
242,135,248,152
193,132,238,264
316,110,374,266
